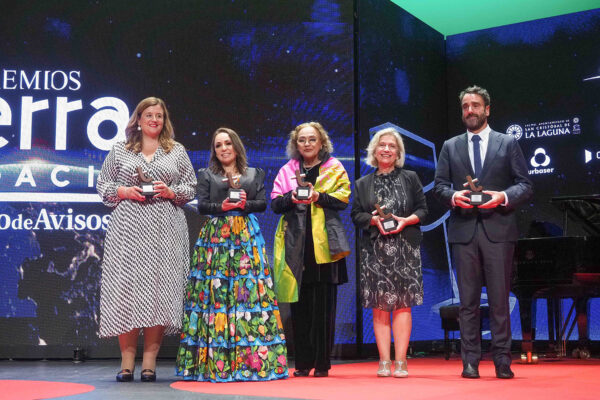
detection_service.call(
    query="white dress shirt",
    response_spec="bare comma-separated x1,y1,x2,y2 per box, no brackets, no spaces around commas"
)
452,124,508,206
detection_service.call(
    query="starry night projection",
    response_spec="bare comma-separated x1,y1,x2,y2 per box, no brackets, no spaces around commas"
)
0,0,356,353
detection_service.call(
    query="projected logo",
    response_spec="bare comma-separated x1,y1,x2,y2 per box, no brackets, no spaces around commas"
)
513,117,581,141
584,149,600,164
0,208,109,231
0,68,129,204
529,147,554,175
506,124,523,140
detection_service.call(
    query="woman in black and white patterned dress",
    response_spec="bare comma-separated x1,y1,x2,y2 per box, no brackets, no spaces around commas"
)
351,127,427,378
97,97,197,382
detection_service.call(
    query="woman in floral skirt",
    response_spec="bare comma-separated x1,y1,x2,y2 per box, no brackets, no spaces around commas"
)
175,127,288,382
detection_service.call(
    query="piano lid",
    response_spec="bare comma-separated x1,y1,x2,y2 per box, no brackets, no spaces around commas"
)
515,236,600,286
551,194,600,203
551,194,600,236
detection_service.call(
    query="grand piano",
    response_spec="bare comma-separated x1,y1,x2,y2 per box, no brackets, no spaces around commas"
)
513,194,600,361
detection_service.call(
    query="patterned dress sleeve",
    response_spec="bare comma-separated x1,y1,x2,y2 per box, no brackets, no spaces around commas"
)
171,143,197,207
96,143,123,208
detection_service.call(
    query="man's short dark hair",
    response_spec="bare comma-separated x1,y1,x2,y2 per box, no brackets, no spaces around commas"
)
459,85,490,107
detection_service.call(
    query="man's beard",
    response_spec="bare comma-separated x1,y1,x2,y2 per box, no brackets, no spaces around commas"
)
463,113,487,131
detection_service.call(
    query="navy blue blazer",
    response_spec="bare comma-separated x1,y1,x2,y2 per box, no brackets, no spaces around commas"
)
433,130,533,244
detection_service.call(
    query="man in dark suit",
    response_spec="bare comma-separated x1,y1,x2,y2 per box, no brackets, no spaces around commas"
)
434,86,533,379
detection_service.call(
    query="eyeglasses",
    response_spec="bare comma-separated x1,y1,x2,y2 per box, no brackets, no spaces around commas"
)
297,138,318,145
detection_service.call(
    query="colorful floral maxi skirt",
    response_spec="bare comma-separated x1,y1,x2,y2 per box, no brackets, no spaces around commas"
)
175,214,288,382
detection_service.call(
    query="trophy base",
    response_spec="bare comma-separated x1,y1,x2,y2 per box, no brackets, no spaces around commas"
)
228,189,243,202
141,183,155,199
467,192,492,206
296,186,311,200
381,217,398,233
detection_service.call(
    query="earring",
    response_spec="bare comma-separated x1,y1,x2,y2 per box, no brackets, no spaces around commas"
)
137,125,141,131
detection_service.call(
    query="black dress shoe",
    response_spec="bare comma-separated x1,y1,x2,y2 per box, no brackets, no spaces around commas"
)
495,364,514,379
314,369,328,377
293,369,311,377
140,368,156,382
461,363,480,379
116,368,134,382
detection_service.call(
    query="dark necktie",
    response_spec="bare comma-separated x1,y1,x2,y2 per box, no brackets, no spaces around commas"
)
472,135,482,178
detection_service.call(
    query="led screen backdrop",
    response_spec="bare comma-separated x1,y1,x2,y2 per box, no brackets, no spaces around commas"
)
357,0,450,344
1,0,599,359
0,0,355,357
446,9,600,340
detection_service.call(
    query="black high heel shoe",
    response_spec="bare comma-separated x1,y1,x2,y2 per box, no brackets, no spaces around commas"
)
314,369,329,377
293,369,311,377
140,368,156,382
116,368,134,382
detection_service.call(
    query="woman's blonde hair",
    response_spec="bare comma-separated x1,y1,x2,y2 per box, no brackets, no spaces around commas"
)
286,121,334,160
125,97,175,153
208,127,248,175
365,127,405,168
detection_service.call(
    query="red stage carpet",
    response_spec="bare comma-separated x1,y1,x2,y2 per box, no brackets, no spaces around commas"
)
0,380,95,400
171,358,599,400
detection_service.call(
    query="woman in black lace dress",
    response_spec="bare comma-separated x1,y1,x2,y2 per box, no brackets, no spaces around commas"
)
351,127,427,378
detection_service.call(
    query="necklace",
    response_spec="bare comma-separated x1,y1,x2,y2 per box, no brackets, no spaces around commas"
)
302,164,315,173
302,159,320,173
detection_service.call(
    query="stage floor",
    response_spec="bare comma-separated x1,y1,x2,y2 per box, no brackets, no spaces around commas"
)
1,356,599,400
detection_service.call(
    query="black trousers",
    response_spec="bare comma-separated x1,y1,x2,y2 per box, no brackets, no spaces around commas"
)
290,282,338,371
452,221,514,366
